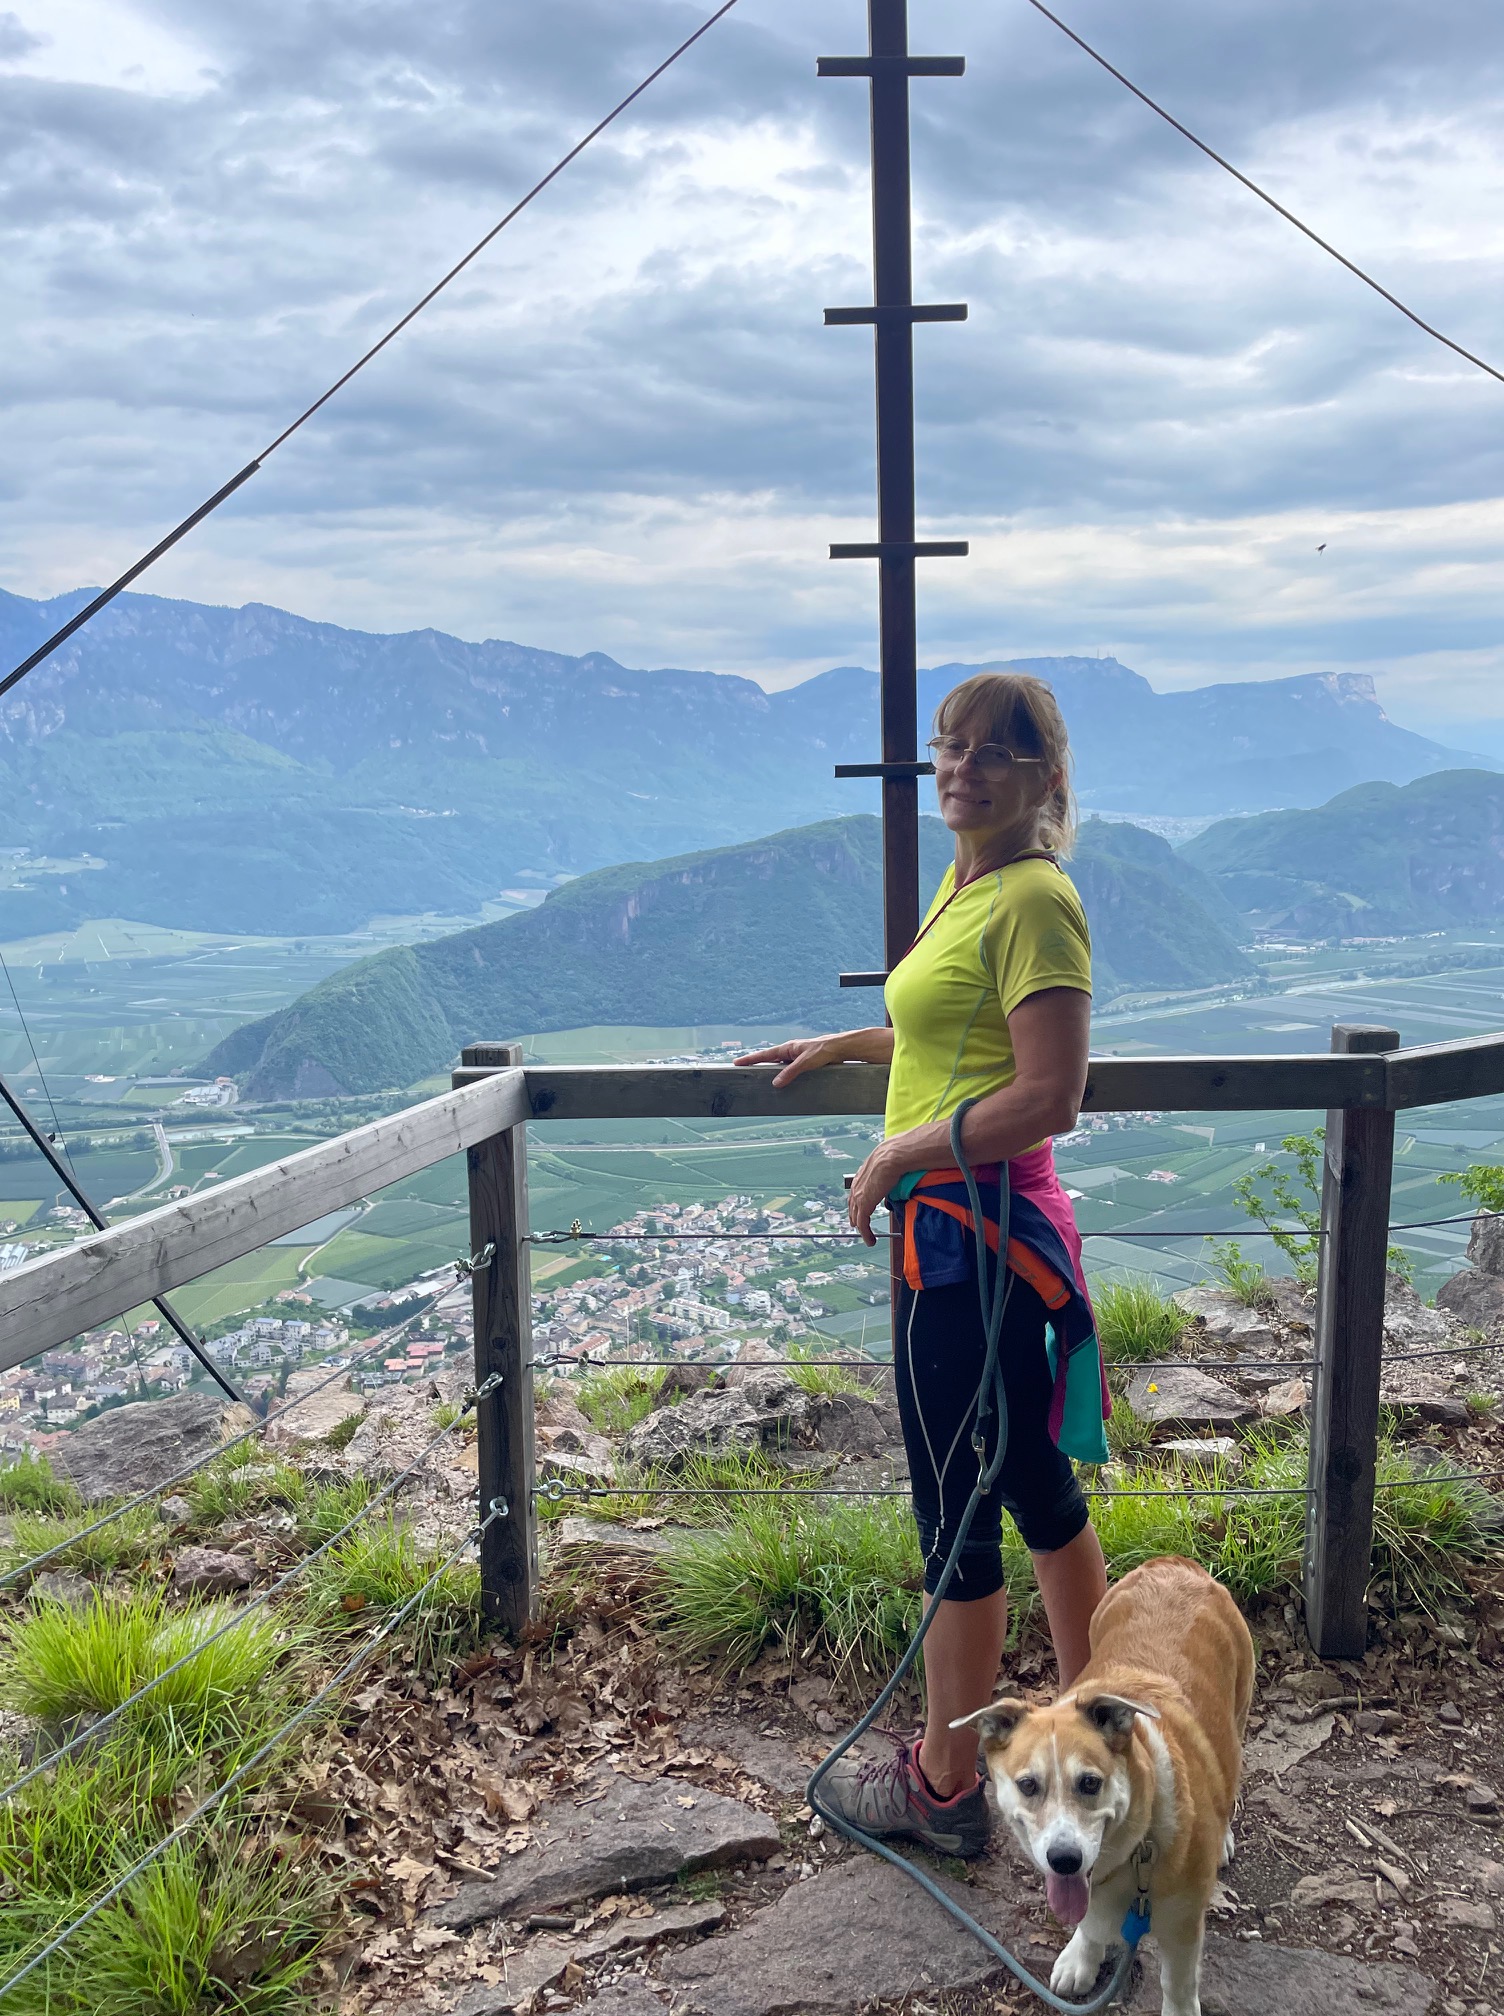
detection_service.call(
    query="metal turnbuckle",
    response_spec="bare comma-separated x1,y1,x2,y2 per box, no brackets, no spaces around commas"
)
455,1242,496,1280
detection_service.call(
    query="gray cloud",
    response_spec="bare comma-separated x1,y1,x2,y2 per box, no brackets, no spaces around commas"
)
2,0,1504,723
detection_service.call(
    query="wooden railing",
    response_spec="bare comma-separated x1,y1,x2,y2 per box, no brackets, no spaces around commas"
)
6,1025,1504,1661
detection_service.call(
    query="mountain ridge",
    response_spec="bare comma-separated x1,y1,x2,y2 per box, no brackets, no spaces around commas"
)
0,584,1490,940
205,814,1253,1099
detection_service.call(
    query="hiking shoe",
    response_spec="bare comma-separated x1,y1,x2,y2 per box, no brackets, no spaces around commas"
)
815,1738,991,1858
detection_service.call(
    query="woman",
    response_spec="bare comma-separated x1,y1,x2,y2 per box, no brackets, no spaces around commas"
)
738,670,1108,1859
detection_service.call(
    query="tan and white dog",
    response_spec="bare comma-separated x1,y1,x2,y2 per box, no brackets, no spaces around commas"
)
953,1556,1254,2016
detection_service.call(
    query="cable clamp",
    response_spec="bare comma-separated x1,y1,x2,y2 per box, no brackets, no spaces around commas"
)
455,1242,496,1279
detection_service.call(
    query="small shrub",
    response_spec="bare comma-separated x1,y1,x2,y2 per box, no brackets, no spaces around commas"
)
1233,1130,1322,1283
577,1367,665,1436
325,1412,363,1450
1092,1279,1188,1364
1204,1239,1275,1309
1440,1163,1504,1215
0,1451,81,1517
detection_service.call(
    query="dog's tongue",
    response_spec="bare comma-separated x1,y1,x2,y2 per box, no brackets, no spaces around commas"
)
1046,1872,1091,1926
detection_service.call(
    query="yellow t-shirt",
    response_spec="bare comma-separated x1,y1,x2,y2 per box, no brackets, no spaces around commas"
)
882,855,1093,1139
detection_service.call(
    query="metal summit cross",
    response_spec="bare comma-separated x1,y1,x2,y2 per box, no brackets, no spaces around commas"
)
822,0,968,980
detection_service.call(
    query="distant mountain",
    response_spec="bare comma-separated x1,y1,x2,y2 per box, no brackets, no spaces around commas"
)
1181,770,1504,938
205,815,1252,1099
0,585,1488,938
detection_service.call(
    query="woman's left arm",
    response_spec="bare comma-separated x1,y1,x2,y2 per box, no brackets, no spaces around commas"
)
846,987,1091,1242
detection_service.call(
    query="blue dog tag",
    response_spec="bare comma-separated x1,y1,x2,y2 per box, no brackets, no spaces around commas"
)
1120,1901,1152,1950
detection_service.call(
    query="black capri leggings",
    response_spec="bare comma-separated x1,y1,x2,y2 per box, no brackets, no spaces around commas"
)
894,1267,1090,1600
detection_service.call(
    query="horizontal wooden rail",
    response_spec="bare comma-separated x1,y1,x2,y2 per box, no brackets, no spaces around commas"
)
0,1070,528,1369
452,1052,1391,1118
1385,1032,1504,1111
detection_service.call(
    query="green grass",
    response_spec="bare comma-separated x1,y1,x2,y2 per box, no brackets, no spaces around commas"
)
0,1451,81,1517
296,1475,373,1548
324,1412,362,1450
576,1446,825,1527
2,1588,288,1754
1203,1240,1275,1309
7,1499,164,1578
576,1366,666,1436
1092,1278,1189,1364
784,1340,869,1399
302,1515,481,1669
186,1454,305,1528
1103,1387,1155,1461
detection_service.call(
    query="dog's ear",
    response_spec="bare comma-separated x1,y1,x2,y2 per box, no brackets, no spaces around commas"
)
949,1698,1030,1745
1077,1692,1161,1753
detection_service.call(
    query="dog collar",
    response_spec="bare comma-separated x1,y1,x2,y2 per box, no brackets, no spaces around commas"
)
1119,1838,1155,1950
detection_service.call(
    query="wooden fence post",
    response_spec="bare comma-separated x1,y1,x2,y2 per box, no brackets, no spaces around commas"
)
462,1042,537,1635
1304,1023,1399,1659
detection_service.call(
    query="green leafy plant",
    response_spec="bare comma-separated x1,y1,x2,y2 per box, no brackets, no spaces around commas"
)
325,1412,363,1450
1233,1131,1322,1283
1092,1278,1189,1364
1204,1239,1276,1309
1440,1163,1504,1215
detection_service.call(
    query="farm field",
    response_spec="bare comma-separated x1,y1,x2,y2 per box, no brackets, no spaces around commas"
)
6,950,1504,1332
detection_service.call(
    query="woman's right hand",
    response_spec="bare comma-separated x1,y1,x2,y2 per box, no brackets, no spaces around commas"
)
734,1037,838,1088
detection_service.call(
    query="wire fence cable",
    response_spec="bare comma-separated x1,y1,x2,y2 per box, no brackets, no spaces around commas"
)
0,1499,507,2007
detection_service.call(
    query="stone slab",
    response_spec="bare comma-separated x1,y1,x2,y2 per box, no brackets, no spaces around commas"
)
578,1984,670,2016
431,1775,780,1931
1126,1366,1256,1429
1126,1932,1434,2015
659,1857,1433,2016
440,1903,722,2015
49,1391,241,1505
657,1853,1031,2015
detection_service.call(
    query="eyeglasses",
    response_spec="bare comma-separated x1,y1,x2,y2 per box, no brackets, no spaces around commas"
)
926,737,1045,781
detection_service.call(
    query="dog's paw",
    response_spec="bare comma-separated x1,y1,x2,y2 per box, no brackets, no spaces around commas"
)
1050,1930,1106,1997
1221,1824,1235,1868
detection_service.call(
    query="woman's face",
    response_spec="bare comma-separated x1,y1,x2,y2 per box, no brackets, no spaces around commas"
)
932,722,1056,841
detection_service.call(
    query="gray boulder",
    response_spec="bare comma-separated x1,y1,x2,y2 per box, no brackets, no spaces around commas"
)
1470,1211,1504,1279
1382,1278,1449,1349
622,1368,813,1470
49,1393,242,1506
171,1546,254,1596
1124,1365,1255,1429
807,1390,901,1457
1438,1266,1504,1328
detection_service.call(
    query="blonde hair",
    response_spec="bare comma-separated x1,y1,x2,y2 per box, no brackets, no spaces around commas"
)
933,671,1078,857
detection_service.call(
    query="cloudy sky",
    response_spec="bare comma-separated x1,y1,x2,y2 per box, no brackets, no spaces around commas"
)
4,0,1504,740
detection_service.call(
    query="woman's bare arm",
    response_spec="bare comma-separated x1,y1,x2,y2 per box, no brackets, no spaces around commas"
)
735,1026,895,1088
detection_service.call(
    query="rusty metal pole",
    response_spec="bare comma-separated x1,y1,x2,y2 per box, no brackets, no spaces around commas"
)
821,2,968,1324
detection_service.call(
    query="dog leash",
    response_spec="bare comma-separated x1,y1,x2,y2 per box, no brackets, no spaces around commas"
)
806,1101,1150,2014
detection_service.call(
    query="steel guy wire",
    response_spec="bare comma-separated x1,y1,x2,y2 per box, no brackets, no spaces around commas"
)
1025,0,1504,391
0,947,70,1170
541,1468,1504,1504
0,0,744,705
0,1371,500,1809
0,1498,507,2007
0,1329,441,1589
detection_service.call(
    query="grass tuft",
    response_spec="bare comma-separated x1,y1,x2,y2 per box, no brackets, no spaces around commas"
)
1204,1240,1275,1309
297,1475,373,1548
1093,1278,1189,1364
577,1366,666,1436
784,1340,870,1399
325,1412,363,1450
302,1515,481,1669
2,1586,287,1753
7,1498,163,1577
186,1454,304,1528
0,1451,81,1517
